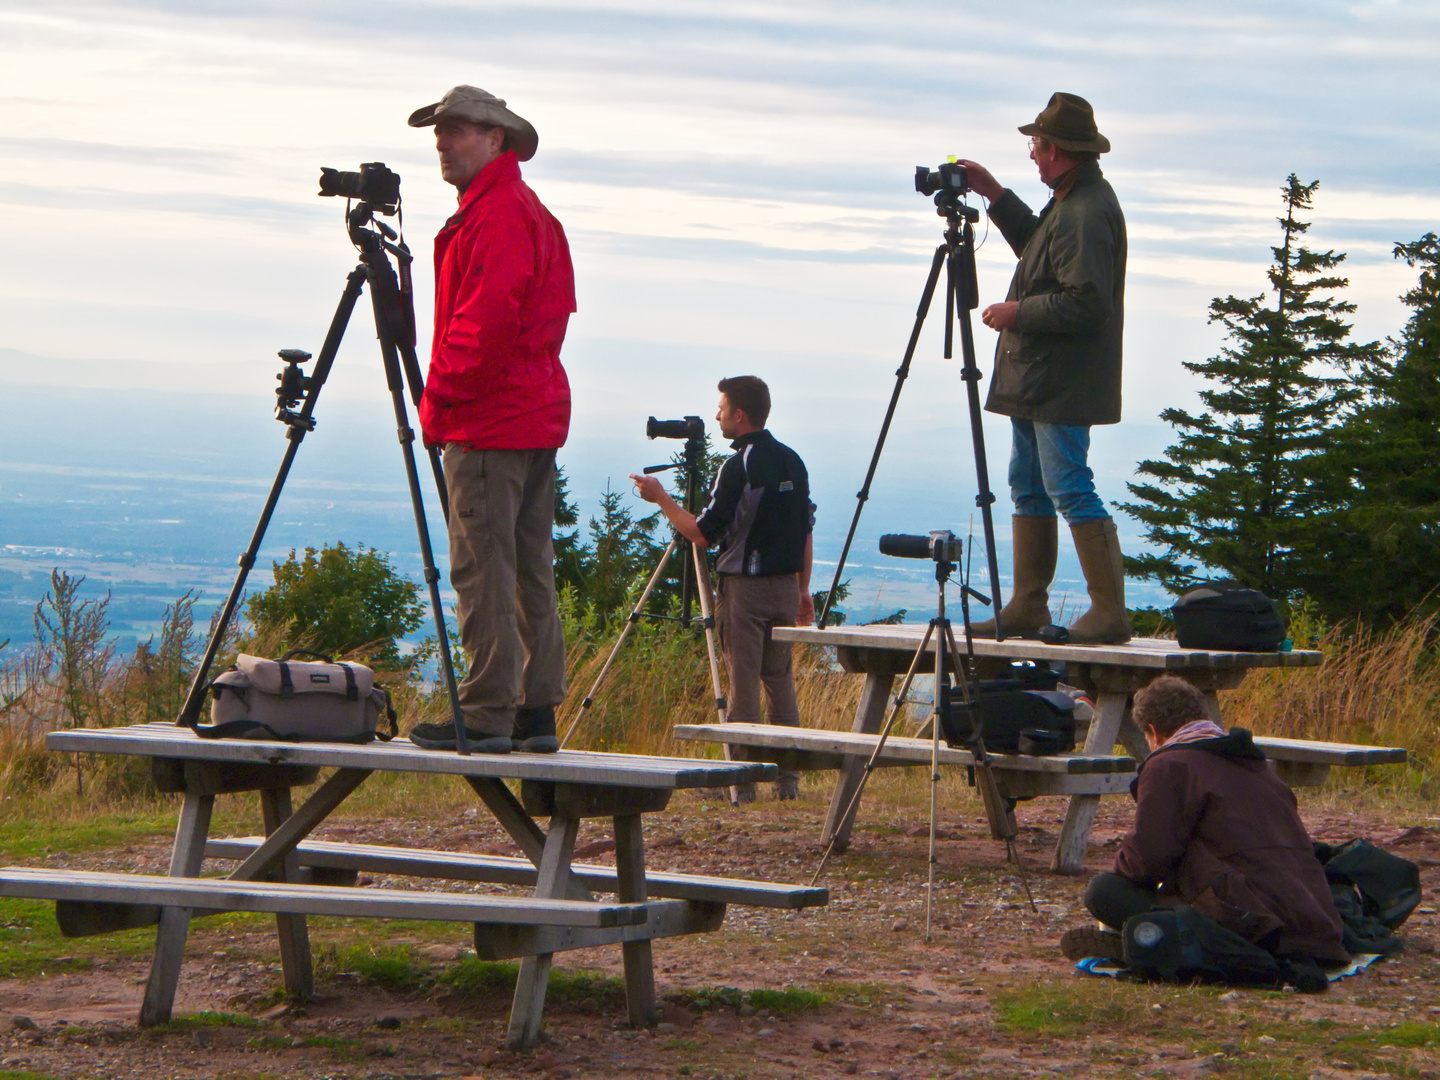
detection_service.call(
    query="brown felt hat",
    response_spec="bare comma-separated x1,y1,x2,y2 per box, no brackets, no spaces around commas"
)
407,85,539,162
1018,92,1110,154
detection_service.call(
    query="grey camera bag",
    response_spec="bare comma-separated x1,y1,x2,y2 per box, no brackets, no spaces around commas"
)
198,650,397,743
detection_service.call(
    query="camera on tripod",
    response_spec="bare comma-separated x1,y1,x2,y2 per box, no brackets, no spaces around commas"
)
647,416,705,441
915,161,969,198
318,162,402,213
880,530,962,564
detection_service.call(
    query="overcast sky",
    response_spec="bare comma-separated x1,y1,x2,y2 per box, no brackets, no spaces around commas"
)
3,0,1438,602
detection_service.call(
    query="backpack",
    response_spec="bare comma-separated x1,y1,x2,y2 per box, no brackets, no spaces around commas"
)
196,650,397,744
1122,906,1283,987
1172,581,1286,651
939,675,1077,755
1315,839,1421,956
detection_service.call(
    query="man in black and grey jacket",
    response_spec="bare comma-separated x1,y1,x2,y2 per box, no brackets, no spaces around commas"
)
631,375,814,800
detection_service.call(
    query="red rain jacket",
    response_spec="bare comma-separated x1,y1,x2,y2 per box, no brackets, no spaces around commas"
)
420,150,575,449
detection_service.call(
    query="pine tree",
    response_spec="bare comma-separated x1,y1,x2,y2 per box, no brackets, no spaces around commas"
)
1119,175,1382,603
1306,234,1440,621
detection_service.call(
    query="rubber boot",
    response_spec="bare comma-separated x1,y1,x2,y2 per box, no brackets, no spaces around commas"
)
968,515,1057,638
1066,518,1132,645
512,706,560,754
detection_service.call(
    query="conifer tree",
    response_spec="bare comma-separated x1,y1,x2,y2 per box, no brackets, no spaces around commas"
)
1306,234,1440,621
1119,175,1381,602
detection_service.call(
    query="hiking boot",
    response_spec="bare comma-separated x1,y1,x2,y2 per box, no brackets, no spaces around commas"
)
407,722,512,753
777,773,801,801
1066,518,1133,645
512,705,560,754
1282,957,1329,994
969,515,1057,638
1059,925,1125,962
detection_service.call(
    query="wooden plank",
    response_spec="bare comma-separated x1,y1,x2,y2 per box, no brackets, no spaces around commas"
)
230,768,371,882
996,771,1136,799
260,787,313,1002
0,868,650,928
203,838,829,910
822,669,893,854
1252,737,1407,766
46,724,776,790
507,816,579,1050
473,900,724,960
140,789,211,1027
1051,692,1129,875
674,723,1134,775
772,627,1321,670
615,813,657,1029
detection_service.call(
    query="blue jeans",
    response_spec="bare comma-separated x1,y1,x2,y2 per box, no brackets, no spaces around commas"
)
1007,419,1109,524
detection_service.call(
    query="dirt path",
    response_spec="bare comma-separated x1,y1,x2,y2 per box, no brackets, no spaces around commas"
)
1,791,1436,1079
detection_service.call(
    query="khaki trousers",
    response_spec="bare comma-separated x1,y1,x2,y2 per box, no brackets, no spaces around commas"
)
716,573,801,727
444,446,567,736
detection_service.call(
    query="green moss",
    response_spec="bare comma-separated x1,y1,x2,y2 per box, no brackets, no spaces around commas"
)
151,1011,259,1032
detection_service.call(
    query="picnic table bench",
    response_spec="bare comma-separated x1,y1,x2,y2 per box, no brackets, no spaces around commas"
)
674,627,1403,874
0,723,826,1049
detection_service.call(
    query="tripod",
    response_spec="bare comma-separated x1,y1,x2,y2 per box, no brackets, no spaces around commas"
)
559,429,736,799
811,532,1034,940
817,184,1006,641
175,188,470,751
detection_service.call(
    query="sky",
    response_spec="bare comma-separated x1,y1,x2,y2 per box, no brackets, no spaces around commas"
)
2,0,1439,619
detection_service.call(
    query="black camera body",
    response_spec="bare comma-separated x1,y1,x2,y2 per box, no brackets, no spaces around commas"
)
318,162,402,213
880,530,962,564
915,161,970,198
647,415,705,441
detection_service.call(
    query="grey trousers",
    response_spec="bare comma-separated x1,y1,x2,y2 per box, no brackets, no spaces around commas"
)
443,446,567,736
716,573,801,728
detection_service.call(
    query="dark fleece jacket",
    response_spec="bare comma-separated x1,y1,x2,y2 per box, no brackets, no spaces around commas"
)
1113,728,1348,963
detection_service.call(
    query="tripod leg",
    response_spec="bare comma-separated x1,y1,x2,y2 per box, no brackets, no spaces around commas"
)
927,619,945,943
366,243,469,752
818,243,948,628
175,266,368,727
558,539,680,749
811,621,936,885
689,543,739,807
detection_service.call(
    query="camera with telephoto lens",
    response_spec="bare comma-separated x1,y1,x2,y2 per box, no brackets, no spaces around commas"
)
915,161,970,198
318,162,402,212
647,416,705,441
879,530,963,564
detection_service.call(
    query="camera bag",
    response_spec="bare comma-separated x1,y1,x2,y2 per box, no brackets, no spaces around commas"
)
1122,906,1282,987
938,678,1076,755
1172,580,1286,651
196,650,397,744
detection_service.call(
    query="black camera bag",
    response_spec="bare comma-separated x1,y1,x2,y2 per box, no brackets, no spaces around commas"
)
1172,580,1286,652
938,679,1076,755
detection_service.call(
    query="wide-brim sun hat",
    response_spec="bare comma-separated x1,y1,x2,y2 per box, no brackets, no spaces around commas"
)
1018,92,1111,155
408,85,539,162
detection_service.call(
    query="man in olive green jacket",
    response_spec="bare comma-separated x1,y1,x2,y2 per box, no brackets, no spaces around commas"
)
958,92,1130,645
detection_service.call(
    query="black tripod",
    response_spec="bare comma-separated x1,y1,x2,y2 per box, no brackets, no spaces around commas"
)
817,175,1006,640
811,531,1034,939
560,427,729,766
175,181,470,751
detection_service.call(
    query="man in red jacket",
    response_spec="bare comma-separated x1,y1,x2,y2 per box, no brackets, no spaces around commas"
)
406,86,576,754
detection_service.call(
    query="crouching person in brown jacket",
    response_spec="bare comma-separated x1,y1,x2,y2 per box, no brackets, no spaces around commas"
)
1062,675,1347,987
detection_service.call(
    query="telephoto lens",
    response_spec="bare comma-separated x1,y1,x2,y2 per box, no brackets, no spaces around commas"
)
879,534,935,560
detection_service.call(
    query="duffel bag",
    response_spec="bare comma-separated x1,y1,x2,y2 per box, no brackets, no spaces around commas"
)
938,680,1076,755
1172,580,1286,651
196,649,397,743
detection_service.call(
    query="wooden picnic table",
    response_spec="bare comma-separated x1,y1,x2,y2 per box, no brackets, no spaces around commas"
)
767,627,1326,872
1,723,822,1049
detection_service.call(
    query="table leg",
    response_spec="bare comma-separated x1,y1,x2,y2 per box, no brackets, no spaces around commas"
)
821,670,894,852
506,814,580,1050
261,787,314,1001
140,790,213,1026
613,812,658,1028
1051,691,1129,875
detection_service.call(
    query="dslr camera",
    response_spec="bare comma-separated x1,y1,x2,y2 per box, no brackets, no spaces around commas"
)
647,416,705,441
880,529,963,564
915,161,970,199
318,162,402,213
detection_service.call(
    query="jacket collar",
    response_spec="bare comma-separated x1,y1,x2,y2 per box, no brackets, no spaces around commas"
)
451,149,521,219
1129,726,1267,798
1045,158,1103,207
729,428,769,451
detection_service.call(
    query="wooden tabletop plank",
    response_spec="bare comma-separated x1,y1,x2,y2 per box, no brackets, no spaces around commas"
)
0,867,656,927
46,724,775,789
673,723,1136,774
1252,737,1407,765
772,627,1319,670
